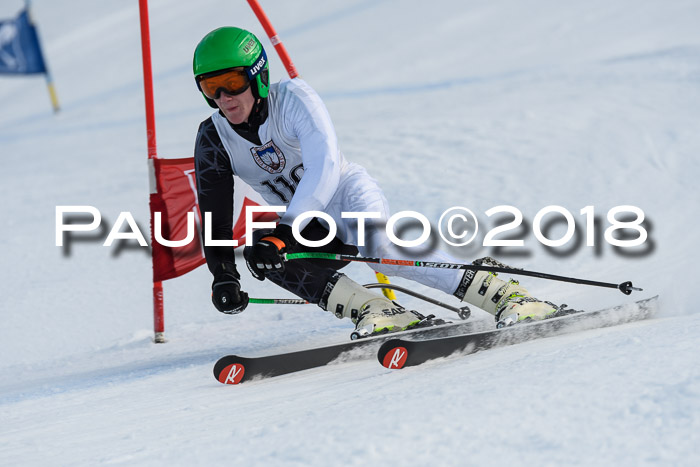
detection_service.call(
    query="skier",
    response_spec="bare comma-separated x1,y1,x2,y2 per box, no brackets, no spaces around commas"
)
193,27,558,337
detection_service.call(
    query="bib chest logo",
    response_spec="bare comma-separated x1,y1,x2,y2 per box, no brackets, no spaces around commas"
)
250,140,286,174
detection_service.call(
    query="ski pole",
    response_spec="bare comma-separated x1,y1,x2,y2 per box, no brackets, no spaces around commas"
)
284,252,642,295
249,298,309,305
250,283,471,319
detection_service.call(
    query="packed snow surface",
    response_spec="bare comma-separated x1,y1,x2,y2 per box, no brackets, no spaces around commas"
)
1,0,699,465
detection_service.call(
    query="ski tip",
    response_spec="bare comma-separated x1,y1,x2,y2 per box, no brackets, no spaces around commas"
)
380,344,409,369
216,362,246,385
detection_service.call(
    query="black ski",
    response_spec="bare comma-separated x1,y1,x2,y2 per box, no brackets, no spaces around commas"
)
377,296,659,369
213,318,492,384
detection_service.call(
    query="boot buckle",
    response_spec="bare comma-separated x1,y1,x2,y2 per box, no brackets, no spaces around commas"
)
496,312,519,328
350,324,374,340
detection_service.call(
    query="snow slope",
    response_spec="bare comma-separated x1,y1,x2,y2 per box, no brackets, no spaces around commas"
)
1,0,699,465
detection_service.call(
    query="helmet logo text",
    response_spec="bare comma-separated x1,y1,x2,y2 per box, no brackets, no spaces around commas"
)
243,38,256,54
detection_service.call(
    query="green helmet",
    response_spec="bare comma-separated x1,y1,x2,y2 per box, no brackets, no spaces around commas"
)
193,27,270,108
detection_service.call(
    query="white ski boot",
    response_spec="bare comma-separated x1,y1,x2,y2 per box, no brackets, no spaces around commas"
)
323,275,427,339
457,270,558,327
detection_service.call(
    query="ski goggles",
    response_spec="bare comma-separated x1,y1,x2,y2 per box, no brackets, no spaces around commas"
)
196,67,251,99
196,49,268,100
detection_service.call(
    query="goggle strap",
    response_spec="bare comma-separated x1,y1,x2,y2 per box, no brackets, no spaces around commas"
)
245,48,268,82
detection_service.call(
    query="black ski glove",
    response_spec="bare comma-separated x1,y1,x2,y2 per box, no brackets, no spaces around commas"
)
247,224,296,273
244,246,266,281
211,262,248,314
